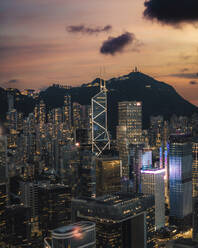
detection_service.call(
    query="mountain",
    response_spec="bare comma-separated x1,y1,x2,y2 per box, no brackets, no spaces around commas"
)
0,71,197,137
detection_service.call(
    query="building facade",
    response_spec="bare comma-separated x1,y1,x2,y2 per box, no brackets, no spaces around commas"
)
72,193,155,248
141,168,165,230
169,134,192,228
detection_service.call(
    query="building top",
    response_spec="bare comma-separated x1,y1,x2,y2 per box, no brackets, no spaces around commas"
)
72,193,154,222
52,221,95,237
141,168,166,174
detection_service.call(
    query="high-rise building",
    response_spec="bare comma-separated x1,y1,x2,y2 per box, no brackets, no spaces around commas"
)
141,168,165,230
63,94,72,127
169,134,192,228
72,193,155,248
91,81,110,157
38,184,71,236
95,157,121,197
4,205,31,247
193,197,198,241
117,101,142,179
7,93,14,111
128,143,144,192
0,183,8,245
44,222,96,248
20,181,40,237
193,138,198,197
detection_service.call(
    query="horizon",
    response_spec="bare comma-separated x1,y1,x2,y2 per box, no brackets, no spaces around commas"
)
1,0,198,106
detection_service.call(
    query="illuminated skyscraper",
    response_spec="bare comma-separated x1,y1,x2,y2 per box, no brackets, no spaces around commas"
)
63,94,72,127
44,221,96,248
95,157,121,197
141,168,165,230
117,101,143,179
91,81,110,157
72,193,155,248
193,138,198,197
169,134,192,228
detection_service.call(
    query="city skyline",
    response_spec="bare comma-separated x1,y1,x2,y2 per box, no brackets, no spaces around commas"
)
1,0,198,106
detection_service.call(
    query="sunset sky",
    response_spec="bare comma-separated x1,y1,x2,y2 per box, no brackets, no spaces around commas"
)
1,0,198,105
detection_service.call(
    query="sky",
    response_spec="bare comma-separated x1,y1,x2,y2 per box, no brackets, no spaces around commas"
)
0,0,198,106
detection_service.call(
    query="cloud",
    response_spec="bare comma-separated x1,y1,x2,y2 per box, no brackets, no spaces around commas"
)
143,0,198,26
180,68,189,72
100,32,138,55
8,79,19,84
168,72,198,79
189,81,198,85
66,25,112,35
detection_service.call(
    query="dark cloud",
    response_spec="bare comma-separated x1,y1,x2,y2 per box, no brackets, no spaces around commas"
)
66,25,112,34
143,0,198,26
189,81,198,85
100,32,137,55
169,72,198,79
8,79,19,84
180,68,189,72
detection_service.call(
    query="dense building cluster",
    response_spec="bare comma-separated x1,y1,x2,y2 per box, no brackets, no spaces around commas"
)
0,83,198,248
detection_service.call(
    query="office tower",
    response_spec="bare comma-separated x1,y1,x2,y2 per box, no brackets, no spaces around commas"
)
63,94,72,127
95,157,121,197
141,168,165,230
4,205,31,247
21,182,38,218
0,183,8,245
0,135,7,176
91,80,110,157
7,93,14,111
193,138,198,197
149,115,164,147
117,101,142,179
38,184,71,236
169,134,192,228
44,222,96,248
78,149,96,198
38,100,46,124
193,197,198,241
52,108,62,125
142,147,152,169
128,143,144,192
73,102,82,128
72,193,155,248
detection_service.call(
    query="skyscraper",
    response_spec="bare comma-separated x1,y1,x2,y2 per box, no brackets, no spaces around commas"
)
38,184,71,236
91,80,110,157
72,193,155,248
193,138,198,197
193,197,198,241
141,168,165,230
95,157,121,197
169,134,192,228
63,94,72,127
117,101,143,179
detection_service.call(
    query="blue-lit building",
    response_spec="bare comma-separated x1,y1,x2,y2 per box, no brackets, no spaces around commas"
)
169,134,192,228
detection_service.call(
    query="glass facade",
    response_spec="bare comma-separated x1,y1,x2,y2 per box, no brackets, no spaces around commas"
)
91,84,110,156
117,101,143,179
169,135,192,224
95,157,121,197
